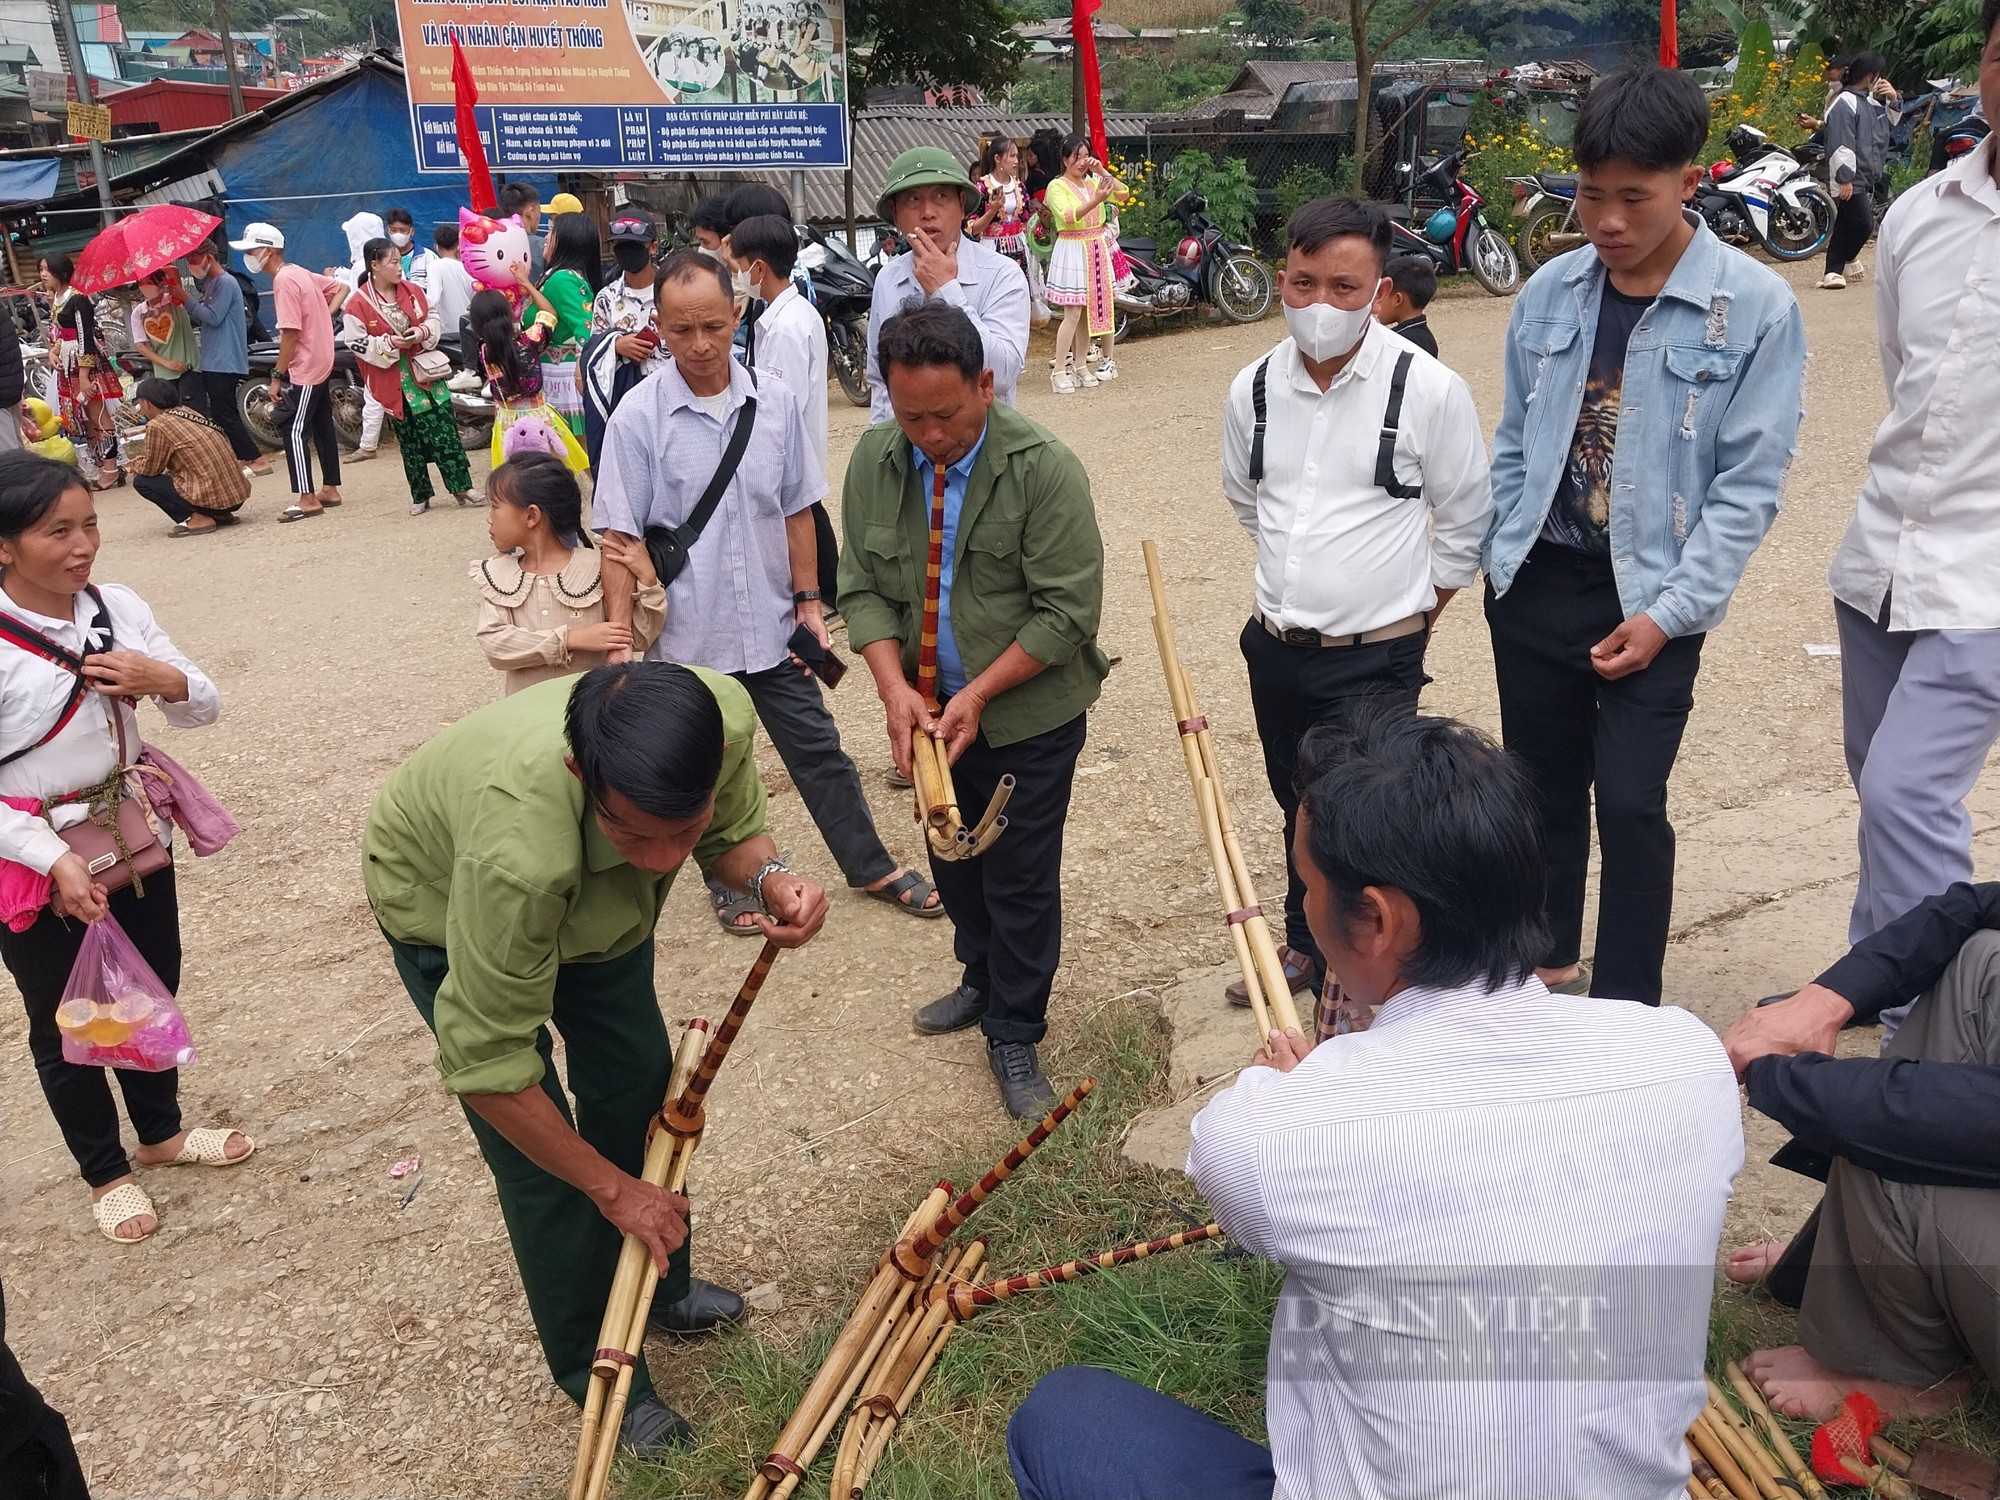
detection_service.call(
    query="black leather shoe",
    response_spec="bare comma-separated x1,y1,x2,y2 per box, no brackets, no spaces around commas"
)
649,1277,746,1336
914,983,986,1035
619,1395,694,1457
988,1040,1057,1119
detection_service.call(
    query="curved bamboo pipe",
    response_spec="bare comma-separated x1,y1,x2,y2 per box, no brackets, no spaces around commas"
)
1722,1362,1823,1500
894,1078,1095,1275
942,1223,1226,1320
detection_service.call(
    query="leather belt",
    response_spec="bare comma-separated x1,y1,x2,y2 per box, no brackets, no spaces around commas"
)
1258,611,1428,649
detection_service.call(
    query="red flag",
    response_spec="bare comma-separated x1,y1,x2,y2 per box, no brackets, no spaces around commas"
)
1073,0,1108,162
1659,0,1678,67
452,35,496,213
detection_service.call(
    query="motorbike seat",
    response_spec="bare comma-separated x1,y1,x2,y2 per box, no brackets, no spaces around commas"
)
1119,236,1159,259
1535,172,1577,194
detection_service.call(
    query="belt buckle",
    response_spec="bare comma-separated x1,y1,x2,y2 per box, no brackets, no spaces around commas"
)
1281,627,1320,647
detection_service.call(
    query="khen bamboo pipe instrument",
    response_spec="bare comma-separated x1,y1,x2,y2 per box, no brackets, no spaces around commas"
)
1142,540,1305,1040
1703,1382,1790,1500
1687,1441,1736,1500
749,1182,955,1495
1722,1362,1823,1500
1688,1410,1762,1500
571,942,779,1500
941,1222,1227,1320
895,1078,1095,1274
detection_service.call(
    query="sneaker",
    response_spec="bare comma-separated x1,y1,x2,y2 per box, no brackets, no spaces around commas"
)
1096,356,1118,381
1818,272,1847,290
1051,369,1077,394
1083,346,1103,366
409,499,430,516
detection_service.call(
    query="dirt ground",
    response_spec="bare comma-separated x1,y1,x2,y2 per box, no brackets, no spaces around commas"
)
0,260,1942,1498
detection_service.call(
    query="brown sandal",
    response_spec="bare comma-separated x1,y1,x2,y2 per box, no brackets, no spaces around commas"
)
1225,945,1321,1008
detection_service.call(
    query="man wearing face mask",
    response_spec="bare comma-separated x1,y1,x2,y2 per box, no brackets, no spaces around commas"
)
1218,196,1492,1012
384,206,432,289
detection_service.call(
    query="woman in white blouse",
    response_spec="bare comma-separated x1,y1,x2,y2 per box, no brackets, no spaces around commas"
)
0,452,252,1243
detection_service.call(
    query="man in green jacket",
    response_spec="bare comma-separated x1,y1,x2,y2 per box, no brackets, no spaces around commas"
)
363,664,828,1452
840,301,1108,1117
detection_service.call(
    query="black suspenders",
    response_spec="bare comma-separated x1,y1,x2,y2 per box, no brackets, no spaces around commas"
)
1247,348,1421,501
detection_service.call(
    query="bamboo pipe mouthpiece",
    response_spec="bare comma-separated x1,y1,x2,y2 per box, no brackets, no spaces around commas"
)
896,1079,1096,1274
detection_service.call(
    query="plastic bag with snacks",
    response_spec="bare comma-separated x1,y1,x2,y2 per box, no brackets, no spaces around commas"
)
55,913,196,1072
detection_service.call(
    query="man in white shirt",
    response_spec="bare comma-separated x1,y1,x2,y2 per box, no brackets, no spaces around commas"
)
734,212,839,609
1218,196,1491,1007
426,222,476,355
1008,712,1743,1500
1827,7,2000,1011
865,148,1029,424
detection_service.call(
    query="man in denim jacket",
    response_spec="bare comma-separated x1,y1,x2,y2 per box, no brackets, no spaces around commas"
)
1483,66,1807,1005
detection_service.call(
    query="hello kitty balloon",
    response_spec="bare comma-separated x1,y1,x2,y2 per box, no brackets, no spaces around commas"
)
459,208,533,310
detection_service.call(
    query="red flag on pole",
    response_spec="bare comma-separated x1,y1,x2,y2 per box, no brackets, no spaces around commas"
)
451,35,496,213
1073,0,1108,162
1659,0,1679,67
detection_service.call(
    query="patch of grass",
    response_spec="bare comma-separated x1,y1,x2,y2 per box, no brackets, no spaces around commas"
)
614,994,1998,1499
617,997,1280,1499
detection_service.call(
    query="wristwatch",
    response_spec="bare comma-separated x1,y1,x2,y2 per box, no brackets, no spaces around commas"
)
750,854,794,909
793,590,822,604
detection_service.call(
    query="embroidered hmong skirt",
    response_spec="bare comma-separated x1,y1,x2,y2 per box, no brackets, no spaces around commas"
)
1045,227,1114,337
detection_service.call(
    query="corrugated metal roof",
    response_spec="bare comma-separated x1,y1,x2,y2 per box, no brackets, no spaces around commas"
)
759,106,1154,222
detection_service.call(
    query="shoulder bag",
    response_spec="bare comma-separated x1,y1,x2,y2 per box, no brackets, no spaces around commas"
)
643,391,758,588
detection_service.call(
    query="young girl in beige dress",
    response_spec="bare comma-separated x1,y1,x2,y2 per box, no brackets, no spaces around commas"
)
470,452,665,694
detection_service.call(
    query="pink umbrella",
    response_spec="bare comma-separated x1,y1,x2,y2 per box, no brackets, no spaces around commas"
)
72,204,223,294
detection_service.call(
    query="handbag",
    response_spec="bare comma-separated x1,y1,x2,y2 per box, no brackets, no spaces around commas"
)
0,593,168,899
643,390,758,588
410,349,453,385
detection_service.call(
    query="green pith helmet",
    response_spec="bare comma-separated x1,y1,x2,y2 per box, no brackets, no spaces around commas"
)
875,146,978,223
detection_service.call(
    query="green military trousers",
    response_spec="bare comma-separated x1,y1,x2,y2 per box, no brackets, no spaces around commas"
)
387,932,690,1405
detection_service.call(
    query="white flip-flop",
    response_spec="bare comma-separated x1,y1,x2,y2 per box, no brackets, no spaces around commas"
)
92,1181,158,1243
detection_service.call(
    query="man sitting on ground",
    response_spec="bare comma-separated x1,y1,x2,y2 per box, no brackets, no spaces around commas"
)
1722,881,2000,1421
1009,712,1744,1500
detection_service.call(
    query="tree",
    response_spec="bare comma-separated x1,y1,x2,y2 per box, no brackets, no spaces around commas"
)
1244,0,1307,47
844,0,1028,107
1345,0,1447,193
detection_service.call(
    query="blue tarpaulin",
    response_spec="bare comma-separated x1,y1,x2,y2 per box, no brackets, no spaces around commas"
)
215,66,554,285
0,158,63,207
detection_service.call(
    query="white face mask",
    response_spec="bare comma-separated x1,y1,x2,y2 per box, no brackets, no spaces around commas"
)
1283,281,1385,362
389,231,412,248
731,267,751,301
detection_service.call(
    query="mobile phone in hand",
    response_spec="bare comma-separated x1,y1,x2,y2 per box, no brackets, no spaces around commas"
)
787,622,847,687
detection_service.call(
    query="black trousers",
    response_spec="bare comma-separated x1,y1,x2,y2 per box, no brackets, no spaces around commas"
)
0,1281,89,1500
1485,541,1705,1004
276,378,340,496
1240,617,1428,975
812,502,840,608
200,371,263,463
928,711,1087,1047
1827,190,1876,275
0,867,183,1188
133,472,235,526
735,660,896,889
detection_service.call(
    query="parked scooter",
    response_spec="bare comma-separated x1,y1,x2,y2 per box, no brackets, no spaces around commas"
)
237,341,369,455
1507,171,1584,273
794,222,874,407
1110,190,1272,340
1696,125,1834,262
1390,150,1519,296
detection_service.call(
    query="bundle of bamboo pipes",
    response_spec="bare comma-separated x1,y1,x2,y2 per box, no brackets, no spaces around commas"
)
1142,540,1304,1042
569,942,780,1500
1682,1363,1827,1500
745,1079,1097,1500
909,724,1013,861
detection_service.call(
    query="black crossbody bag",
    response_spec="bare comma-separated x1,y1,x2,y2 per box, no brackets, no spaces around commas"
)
644,392,758,588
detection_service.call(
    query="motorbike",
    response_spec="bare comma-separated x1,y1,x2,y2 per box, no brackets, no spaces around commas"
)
794,222,874,407
238,340,369,455
1390,150,1519,296
1507,171,1584,274
1696,125,1834,262
1109,190,1273,340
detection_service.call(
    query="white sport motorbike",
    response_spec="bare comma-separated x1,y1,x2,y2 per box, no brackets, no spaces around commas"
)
1692,125,1835,263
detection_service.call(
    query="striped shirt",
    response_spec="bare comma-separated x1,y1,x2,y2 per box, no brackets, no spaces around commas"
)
592,359,826,675
1188,975,1742,1500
